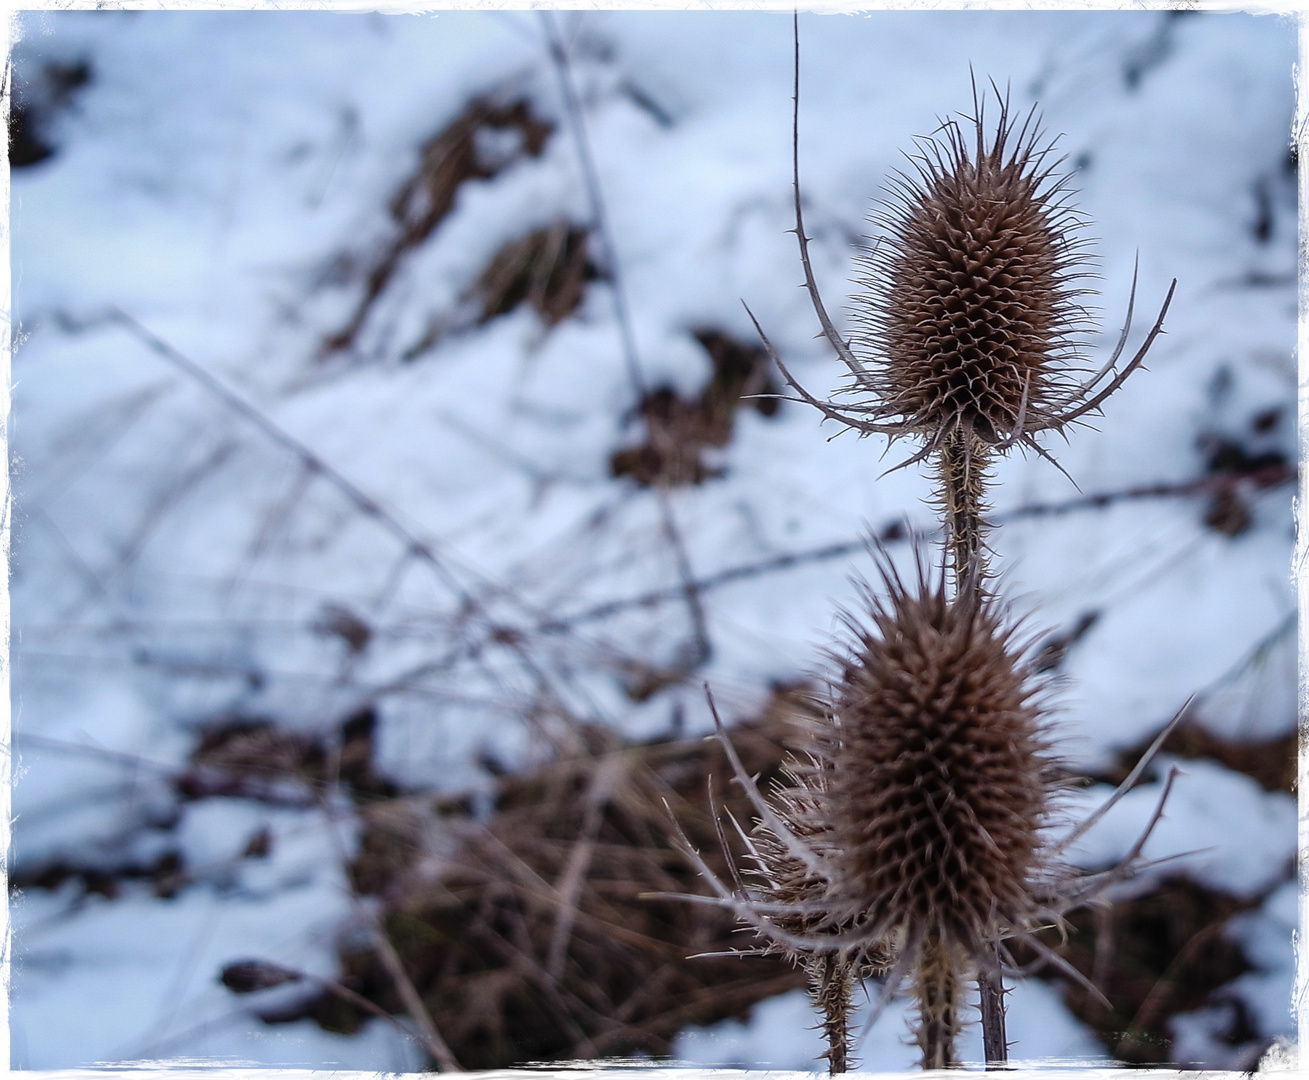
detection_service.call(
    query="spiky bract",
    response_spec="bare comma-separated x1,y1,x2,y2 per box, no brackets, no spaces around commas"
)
851,94,1094,449
748,756,892,1073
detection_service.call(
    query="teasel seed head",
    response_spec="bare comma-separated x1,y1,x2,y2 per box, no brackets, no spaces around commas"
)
748,755,834,943
748,752,894,1073
754,46,1176,487
813,557,1055,1065
851,88,1095,451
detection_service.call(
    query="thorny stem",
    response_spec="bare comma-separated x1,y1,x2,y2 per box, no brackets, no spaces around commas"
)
807,952,856,1074
915,932,962,1070
936,424,1009,1065
978,964,1010,1068
937,428,993,588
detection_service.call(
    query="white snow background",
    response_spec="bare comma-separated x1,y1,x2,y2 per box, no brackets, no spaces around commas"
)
6,8,1299,1072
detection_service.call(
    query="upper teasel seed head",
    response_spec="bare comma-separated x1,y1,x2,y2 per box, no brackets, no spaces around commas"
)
850,89,1096,449
814,558,1054,961
752,61,1175,481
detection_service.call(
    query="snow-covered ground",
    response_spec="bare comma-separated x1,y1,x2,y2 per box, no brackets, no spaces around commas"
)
7,9,1298,1071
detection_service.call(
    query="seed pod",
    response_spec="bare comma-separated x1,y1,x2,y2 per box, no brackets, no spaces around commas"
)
755,66,1175,477
852,91,1095,449
813,559,1054,1066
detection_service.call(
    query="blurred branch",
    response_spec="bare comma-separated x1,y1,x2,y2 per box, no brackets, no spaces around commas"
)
318,789,463,1071
106,307,477,608
222,957,454,1067
537,461,1296,633
540,12,712,669
102,308,632,750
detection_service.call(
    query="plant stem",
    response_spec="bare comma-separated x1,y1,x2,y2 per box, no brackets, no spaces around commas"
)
937,428,992,586
915,932,961,1069
809,951,855,1073
979,961,1010,1067
938,426,1010,1067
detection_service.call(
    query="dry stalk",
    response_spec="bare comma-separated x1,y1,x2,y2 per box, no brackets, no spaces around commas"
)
725,15,1180,1069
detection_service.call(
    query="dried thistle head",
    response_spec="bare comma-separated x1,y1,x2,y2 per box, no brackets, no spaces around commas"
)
748,78,1176,479
810,556,1057,1065
851,90,1094,450
676,554,1185,1069
819,560,1052,949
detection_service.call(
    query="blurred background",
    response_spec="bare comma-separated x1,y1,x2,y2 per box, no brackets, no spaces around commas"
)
7,8,1298,1071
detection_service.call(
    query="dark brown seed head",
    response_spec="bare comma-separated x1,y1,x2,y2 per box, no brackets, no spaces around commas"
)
815,561,1053,955
851,92,1094,446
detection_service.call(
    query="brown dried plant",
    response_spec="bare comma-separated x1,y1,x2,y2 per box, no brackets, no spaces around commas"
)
669,560,1184,1071
813,562,1054,1069
669,20,1184,1072
745,29,1177,579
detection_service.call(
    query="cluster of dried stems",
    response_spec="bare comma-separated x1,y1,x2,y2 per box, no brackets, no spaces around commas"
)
674,21,1181,1073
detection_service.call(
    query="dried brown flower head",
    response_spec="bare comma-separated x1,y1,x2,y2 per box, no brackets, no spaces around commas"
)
853,92,1093,448
744,71,1176,583
673,555,1185,1070
812,558,1054,1066
746,73,1176,482
820,562,1050,946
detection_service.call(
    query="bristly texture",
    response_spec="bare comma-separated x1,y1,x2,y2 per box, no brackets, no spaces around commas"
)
749,77,1176,483
937,427,992,584
813,558,1055,1067
745,74,1175,582
852,92,1086,581
676,555,1186,1071
853,91,1094,449
747,755,894,1073
675,556,1186,1071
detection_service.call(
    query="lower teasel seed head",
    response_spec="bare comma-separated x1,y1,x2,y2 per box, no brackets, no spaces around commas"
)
812,559,1056,1065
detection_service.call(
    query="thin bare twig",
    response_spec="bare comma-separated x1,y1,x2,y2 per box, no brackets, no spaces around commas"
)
106,307,477,609
228,958,452,1061
533,461,1295,635
546,751,631,980
540,11,712,668
1053,697,1193,855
